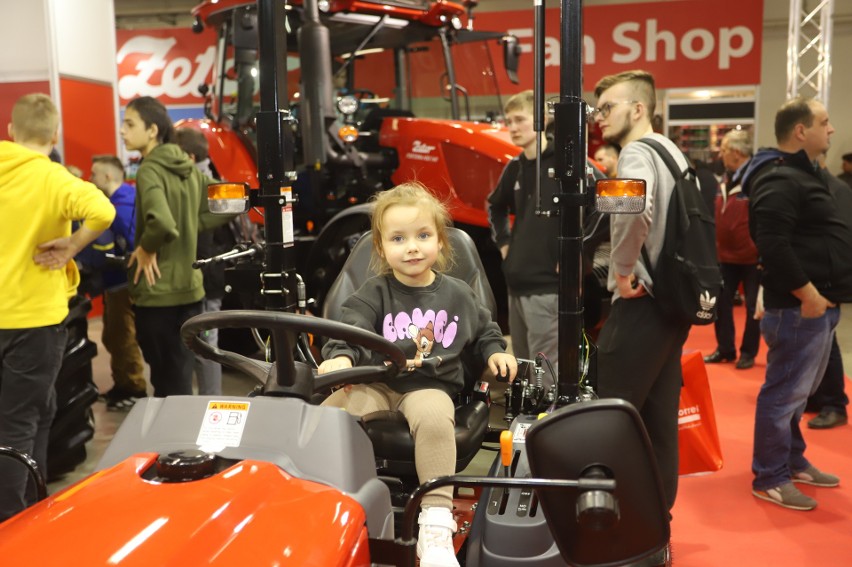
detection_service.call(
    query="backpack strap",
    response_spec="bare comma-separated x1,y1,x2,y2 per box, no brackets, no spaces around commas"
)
634,137,689,280
635,137,690,182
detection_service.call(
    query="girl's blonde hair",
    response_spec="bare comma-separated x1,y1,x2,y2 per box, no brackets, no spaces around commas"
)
369,182,454,275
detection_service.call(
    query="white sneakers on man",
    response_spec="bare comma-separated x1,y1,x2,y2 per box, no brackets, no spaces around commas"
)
417,506,460,567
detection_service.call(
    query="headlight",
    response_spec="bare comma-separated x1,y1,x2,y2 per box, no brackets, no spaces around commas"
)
337,95,359,116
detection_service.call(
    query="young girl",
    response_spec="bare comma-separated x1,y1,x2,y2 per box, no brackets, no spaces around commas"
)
121,96,229,398
319,182,517,567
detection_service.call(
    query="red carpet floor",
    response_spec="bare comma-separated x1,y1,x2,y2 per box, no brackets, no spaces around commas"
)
671,311,852,566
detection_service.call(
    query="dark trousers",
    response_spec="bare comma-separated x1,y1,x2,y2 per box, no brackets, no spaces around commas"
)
135,302,202,397
0,325,66,521
714,262,761,358
807,334,848,416
596,295,690,511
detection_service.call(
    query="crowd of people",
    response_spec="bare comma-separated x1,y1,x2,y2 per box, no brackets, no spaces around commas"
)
1,65,850,566
0,94,240,522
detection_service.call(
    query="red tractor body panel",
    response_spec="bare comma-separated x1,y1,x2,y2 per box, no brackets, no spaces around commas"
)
0,454,370,566
176,119,258,187
174,119,264,224
383,118,515,227
194,0,469,26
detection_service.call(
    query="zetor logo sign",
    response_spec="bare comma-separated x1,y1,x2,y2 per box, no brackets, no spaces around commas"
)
406,140,439,163
478,0,763,90
116,28,217,106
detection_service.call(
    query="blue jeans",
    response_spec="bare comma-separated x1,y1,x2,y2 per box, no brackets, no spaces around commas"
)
193,297,223,396
752,306,840,491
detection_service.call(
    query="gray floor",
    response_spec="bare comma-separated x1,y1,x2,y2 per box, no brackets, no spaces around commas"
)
48,307,852,494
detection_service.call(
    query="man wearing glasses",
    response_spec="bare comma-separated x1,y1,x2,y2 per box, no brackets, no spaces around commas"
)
592,70,692,515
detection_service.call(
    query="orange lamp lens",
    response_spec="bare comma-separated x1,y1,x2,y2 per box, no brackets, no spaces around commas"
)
596,179,646,198
208,182,249,200
338,125,359,143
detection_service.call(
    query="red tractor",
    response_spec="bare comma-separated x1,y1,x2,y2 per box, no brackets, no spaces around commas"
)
179,0,523,315
0,1,670,565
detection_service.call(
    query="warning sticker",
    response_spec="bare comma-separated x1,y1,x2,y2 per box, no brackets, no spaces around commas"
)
281,186,294,248
196,400,251,452
513,422,532,443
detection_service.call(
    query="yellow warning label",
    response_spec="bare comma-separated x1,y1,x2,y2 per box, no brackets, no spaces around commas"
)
208,401,250,411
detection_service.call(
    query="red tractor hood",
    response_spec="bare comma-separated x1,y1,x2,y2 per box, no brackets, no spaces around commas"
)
0,454,371,566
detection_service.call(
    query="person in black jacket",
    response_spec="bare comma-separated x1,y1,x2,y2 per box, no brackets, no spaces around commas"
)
804,163,851,430
487,90,560,370
745,97,852,511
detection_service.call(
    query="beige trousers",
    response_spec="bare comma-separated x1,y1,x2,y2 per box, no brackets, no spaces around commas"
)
324,383,456,509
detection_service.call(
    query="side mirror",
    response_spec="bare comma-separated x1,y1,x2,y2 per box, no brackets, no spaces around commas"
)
191,15,204,34
595,178,646,214
501,35,521,85
208,182,250,214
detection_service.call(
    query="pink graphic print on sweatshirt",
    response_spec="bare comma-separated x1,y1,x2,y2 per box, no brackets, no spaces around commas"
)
381,308,459,349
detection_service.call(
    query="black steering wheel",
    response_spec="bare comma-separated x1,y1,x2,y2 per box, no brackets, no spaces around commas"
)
181,310,407,401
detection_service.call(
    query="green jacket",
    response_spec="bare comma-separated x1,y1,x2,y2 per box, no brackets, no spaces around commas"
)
129,143,232,307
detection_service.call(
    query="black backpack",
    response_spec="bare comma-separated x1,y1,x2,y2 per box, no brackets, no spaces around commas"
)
637,138,723,326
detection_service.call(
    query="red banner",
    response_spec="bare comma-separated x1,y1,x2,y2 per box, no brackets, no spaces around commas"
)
477,0,762,91
115,0,763,107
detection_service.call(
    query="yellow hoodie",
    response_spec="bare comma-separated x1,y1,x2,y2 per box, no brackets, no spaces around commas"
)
0,141,115,328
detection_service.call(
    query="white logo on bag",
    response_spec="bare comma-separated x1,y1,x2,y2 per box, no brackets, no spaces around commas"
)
678,404,701,427
696,290,716,319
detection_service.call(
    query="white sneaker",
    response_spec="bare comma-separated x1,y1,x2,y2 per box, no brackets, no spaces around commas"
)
416,506,460,567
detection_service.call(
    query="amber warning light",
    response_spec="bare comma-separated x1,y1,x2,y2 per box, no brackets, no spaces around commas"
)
208,182,250,214
338,125,359,143
595,178,646,214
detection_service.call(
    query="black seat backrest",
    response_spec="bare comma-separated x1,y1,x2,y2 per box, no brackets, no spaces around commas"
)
323,227,497,323
525,399,670,566
322,228,498,391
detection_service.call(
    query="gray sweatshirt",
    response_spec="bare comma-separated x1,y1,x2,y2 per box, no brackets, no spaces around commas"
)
607,133,692,301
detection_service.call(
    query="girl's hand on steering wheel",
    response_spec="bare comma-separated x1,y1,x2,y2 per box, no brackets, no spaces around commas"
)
318,356,354,375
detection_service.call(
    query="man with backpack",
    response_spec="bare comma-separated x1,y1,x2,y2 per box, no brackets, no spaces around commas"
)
743,97,852,511
592,70,702,515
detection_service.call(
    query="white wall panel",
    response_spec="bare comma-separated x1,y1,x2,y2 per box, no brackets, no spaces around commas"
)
0,0,50,81
51,0,117,83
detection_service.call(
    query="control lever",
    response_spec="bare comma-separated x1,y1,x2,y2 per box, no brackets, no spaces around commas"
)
500,430,513,478
192,243,261,269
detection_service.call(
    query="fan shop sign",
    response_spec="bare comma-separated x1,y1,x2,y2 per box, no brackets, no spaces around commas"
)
476,0,763,91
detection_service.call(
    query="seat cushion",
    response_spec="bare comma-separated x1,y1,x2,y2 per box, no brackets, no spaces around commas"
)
363,401,489,476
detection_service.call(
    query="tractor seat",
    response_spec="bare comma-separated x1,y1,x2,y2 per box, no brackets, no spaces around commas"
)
322,227,497,476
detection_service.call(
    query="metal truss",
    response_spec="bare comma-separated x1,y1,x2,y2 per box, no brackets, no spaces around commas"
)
787,0,835,108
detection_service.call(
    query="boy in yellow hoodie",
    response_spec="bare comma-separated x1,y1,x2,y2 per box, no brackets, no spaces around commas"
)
0,93,114,521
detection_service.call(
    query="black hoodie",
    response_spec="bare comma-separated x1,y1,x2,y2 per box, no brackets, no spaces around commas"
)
745,148,852,308
487,145,560,295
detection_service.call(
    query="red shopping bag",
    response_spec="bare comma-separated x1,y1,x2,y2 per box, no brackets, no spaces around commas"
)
678,351,723,475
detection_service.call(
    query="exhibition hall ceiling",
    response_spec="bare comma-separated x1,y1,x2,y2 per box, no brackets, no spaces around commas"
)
114,0,198,29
